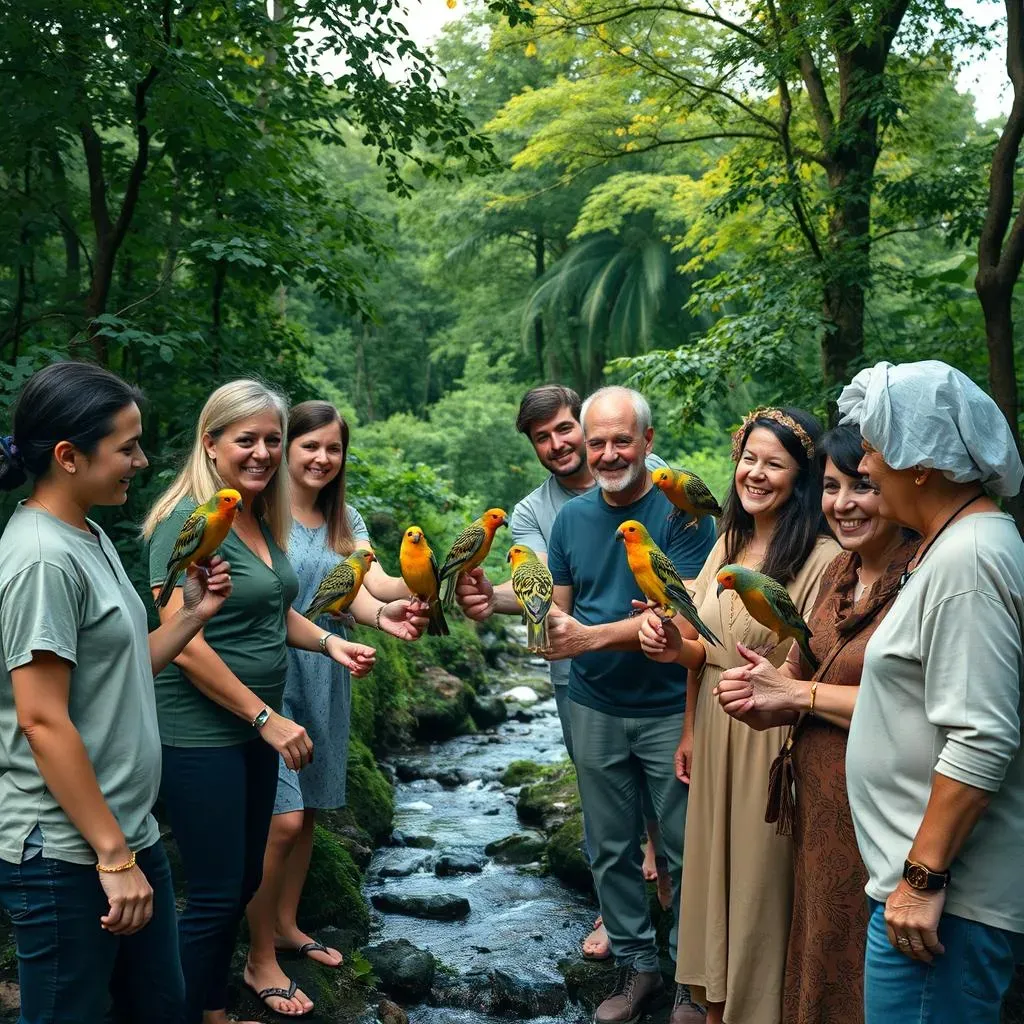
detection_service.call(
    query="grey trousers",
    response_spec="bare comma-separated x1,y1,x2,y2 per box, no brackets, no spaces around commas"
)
569,698,687,972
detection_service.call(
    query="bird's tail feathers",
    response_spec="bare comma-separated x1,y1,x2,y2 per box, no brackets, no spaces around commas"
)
798,633,819,672
440,572,458,609
155,568,182,609
526,613,549,653
428,599,450,636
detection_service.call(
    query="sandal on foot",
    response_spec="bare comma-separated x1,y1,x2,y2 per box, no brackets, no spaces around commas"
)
276,939,343,967
245,979,312,1018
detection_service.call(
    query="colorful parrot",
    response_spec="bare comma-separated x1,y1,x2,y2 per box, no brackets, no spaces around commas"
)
716,564,818,670
304,548,376,621
507,544,553,652
617,519,721,647
651,466,723,529
155,488,242,608
400,525,449,637
438,508,508,607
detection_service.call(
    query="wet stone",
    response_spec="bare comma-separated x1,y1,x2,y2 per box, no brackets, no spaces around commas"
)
484,832,547,865
434,852,485,876
363,939,435,1003
370,893,471,921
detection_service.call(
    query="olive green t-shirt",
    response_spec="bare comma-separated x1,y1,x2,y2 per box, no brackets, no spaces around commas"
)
0,504,161,865
149,500,299,747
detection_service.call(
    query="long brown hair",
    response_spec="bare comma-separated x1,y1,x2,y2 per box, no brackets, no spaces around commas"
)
288,401,354,554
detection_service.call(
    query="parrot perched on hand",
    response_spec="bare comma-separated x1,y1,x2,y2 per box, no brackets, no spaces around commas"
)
507,544,553,652
617,519,721,647
304,548,376,621
438,508,508,608
651,466,723,529
400,525,449,637
155,488,242,608
716,564,818,670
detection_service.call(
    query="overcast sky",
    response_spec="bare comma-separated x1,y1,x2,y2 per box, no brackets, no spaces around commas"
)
384,0,1010,124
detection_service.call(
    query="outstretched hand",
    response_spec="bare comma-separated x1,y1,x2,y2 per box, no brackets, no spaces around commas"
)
455,568,494,622
633,600,682,664
379,598,428,641
182,555,232,623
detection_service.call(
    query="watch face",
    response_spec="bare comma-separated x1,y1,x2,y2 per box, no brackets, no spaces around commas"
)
906,864,930,889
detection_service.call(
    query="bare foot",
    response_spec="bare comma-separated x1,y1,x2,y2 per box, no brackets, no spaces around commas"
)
582,919,611,959
275,929,343,968
243,960,312,1016
655,856,672,910
642,840,658,882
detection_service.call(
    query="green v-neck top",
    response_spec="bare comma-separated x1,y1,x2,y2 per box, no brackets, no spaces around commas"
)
148,499,299,747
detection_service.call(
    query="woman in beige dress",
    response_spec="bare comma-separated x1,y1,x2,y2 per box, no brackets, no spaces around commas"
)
639,407,840,1024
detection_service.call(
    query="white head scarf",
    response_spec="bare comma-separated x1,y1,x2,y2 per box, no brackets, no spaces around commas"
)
837,360,1024,497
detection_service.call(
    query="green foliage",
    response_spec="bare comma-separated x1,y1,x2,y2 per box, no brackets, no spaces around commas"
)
299,825,369,936
345,739,396,842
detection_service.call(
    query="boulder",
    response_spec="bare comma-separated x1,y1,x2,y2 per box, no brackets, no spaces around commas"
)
375,1000,409,1024
345,740,395,843
434,769,463,789
370,893,470,921
516,763,581,832
547,815,592,891
484,833,547,865
559,957,621,1013
297,826,369,939
499,760,545,787
434,852,485,877
491,967,567,1017
469,691,508,729
501,685,539,704
409,667,474,740
376,852,431,878
363,939,435,1003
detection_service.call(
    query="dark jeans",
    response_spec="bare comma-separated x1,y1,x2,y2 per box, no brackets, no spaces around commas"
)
0,841,184,1024
160,739,279,1023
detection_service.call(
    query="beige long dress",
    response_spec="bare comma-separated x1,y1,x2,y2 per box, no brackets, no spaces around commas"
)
677,534,841,1024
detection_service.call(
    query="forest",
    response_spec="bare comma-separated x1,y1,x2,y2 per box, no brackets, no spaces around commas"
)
1,0,1024,576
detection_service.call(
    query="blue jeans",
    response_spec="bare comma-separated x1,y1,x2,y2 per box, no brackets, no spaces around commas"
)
0,842,184,1024
160,740,279,1023
865,898,1024,1024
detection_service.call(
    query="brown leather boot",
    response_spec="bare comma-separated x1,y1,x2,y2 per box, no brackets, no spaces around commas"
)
669,982,706,1023
593,966,665,1024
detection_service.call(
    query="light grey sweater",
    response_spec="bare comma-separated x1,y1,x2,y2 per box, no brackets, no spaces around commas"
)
847,512,1024,934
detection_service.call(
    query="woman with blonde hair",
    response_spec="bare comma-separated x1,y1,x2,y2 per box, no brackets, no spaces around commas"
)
144,380,376,1024
244,400,427,1014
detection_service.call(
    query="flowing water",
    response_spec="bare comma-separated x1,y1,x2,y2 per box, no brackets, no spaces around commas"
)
366,661,595,1023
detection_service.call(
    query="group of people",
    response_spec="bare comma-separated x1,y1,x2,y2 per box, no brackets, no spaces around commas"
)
0,358,1022,1024
455,367,1024,1024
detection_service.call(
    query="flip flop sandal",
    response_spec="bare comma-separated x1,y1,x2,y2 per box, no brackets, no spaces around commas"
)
246,979,313,1018
296,940,343,967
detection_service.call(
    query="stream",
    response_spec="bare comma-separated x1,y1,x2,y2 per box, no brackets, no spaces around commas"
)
367,657,595,1024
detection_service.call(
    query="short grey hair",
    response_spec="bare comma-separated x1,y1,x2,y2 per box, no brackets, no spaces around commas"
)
580,385,652,436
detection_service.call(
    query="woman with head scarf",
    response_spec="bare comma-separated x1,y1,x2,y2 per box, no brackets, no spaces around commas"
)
839,360,1024,1024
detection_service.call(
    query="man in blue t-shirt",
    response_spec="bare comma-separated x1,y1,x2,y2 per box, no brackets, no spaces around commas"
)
546,386,714,1024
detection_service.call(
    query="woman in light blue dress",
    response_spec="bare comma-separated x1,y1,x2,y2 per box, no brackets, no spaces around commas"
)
244,401,426,1016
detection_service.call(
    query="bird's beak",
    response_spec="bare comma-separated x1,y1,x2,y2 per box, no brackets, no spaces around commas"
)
615,530,624,542
716,582,725,597
236,500,244,512
500,516,508,528
506,551,512,563
410,534,420,544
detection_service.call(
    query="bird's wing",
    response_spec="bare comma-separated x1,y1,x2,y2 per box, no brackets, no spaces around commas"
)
309,560,357,611
650,547,687,593
762,575,811,634
168,509,208,567
682,472,723,515
514,560,553,624
439,525,485,580
429,547,442,591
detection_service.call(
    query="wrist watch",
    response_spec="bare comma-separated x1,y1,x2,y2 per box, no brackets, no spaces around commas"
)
318,632,331,655
251,707,271,730
903,858,951,891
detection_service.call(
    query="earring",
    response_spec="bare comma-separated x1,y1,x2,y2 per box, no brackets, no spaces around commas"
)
915,474,926,486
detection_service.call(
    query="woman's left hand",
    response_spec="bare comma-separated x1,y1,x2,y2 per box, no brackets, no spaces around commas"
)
884,880,946,962
325,635,377,677
181,556,232,623
715,642,802,714
379,599,428,641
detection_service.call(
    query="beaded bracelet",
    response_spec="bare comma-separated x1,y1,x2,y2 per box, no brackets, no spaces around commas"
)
97,851,136,874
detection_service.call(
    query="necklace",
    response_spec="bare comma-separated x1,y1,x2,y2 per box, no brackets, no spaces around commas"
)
898,491,985,590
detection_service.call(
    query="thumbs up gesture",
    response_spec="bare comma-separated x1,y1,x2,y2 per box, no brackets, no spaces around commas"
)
715,641,804,719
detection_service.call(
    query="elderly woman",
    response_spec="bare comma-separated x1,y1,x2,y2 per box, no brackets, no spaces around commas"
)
714,423,916,1024
840,360,1024,1024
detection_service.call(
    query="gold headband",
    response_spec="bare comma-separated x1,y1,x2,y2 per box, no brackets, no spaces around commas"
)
731,407,816,462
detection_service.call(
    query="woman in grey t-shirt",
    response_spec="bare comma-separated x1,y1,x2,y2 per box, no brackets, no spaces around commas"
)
840,360,1024,1024
0,362,232,1024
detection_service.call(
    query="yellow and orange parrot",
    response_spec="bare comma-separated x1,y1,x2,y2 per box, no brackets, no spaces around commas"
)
508,544,553,652
304,548,376,621
617,519,721,647
716,564,818,670
438,508,508,608
400,525,449,637
155,488,242,607
651,466,723,529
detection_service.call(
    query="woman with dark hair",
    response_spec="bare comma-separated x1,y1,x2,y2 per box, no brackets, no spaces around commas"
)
243,400,427,1015
713,423,916,1024
638,407,839,1024
0,361,232,1024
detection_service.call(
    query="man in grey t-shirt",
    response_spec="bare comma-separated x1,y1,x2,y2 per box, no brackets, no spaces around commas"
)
455,384,672,959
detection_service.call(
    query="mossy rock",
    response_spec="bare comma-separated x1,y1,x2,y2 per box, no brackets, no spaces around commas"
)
469,690,507,730
346,740,395,843
558,957,619,1013
417,618,487,687
516,763,581,833
298,825,370,940
500,760,545,787
350,633,415,750
546,815,591,892
408,666,474,741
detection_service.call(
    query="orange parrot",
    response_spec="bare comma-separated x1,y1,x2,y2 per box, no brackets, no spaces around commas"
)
155,488,242,607
438,508,508,607
400,525,449,636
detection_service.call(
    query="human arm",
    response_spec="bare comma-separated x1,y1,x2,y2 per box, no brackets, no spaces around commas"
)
147,556,233,675
285,607,377,676
634,604,707,671
543,585,667,659
347,585,427,640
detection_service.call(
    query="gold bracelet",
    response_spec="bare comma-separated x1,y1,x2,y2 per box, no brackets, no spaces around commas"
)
375,604,384,630
808,681,819,715
97,851,136,874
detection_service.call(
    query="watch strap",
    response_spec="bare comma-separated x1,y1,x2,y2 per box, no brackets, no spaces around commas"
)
251,707,271,730
903,858,950,890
